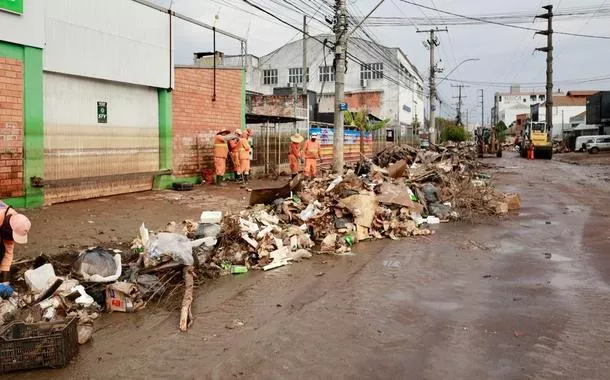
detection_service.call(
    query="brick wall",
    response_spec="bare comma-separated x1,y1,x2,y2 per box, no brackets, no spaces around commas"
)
345,91,382,115
248,93,306,117
173,67,243,177
0,57,24,198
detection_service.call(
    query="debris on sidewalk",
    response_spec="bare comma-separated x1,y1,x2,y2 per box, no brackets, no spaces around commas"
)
2,140,520,359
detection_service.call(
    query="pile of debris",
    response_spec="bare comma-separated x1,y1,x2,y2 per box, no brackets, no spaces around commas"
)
553,140,570,154
0,142,520,352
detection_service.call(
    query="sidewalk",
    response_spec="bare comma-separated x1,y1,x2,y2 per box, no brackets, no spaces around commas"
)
12,181,268,261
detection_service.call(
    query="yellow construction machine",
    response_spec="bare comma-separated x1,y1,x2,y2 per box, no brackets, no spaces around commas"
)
519,121,553,159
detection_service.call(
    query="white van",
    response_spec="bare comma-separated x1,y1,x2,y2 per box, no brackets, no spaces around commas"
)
575,135,606,152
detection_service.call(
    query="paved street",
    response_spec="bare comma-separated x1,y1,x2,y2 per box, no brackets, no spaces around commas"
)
8,153,610,380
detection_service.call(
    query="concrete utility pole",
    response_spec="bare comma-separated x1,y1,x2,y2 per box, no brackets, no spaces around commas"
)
535,5,553,134
417,28,447,144
302,15,308,95
479,89,484,127
332,0,347,173
452,84,468,126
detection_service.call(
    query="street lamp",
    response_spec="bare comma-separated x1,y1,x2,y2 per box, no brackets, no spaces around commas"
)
437,58,480,86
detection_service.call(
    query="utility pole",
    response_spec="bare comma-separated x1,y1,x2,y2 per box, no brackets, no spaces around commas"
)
452,84,468,126
479,89,484,127
332,0,347,173
302,15,308,95
535,5,553,134
417,28,447,145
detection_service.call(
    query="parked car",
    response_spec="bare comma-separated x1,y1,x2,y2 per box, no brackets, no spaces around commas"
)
575,135,604,152
586,136,610,154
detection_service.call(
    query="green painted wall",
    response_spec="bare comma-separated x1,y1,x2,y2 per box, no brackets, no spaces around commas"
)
153,88,175,190
241,69,246,130
1,41,44,208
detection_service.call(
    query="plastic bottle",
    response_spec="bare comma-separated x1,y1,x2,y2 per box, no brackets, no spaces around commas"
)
407,187,418,202
230,265,248,274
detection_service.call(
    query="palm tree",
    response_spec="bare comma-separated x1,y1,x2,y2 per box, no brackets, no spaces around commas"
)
344,108,390,155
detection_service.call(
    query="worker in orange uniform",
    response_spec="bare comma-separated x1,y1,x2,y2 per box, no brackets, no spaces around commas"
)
239,128,254,183
288,133,304,179
229,129,243,181
213,129,232,186
303,132,321,179
528,142,535,160
1,200,31,296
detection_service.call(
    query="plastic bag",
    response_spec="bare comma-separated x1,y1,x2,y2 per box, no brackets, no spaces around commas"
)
73,248,117,278
73,248,122,283
147,232,194,266
422,183,440,204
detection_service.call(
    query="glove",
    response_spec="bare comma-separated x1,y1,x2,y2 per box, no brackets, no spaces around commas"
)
0,283,13,299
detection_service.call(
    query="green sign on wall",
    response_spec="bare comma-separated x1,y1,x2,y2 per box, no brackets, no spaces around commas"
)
97,101,108,124
0,0,23,14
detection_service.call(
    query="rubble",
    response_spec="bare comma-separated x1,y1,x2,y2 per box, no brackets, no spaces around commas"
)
1,141,519,350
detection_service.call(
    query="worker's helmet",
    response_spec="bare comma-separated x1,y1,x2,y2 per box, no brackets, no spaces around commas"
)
234,128,243,136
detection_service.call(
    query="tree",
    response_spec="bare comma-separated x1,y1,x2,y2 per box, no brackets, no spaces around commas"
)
344,109,390,155
494,121,508,143
440,125,470,142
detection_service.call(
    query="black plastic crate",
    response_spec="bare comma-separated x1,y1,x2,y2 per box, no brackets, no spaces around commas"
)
0,318,79,373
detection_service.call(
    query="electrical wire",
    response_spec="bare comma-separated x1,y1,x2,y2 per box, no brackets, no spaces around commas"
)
395,0,610,39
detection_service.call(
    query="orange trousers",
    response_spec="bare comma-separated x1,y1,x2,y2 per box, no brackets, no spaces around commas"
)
214,157,226,176
230,152,241,174
528,146,535,160
304,158,317,178
289,154,300,174
240,159,251,174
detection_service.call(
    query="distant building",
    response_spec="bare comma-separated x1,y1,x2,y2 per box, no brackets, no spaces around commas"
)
492,85,550,127
215,35,426,135
531,90,597,137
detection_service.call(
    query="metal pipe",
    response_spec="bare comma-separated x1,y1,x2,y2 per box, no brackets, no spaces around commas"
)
277,122,280,171
130,0,246,42
168,9,173,90
213,27,217,102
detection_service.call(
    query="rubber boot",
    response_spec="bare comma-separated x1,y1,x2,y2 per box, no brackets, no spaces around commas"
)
0,271,10,284
243,174,249,184
217,175,227,186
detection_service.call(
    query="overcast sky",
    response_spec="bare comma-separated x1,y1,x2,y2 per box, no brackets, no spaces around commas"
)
153,0,610,123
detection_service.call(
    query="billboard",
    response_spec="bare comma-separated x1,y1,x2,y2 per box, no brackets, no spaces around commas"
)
0,0,23,14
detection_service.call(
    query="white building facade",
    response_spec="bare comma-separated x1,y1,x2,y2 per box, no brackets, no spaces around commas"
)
493,86,549,126
232,35,425,132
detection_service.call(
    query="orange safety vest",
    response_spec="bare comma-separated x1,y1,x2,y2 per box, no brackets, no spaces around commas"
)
213,135,229,158
303,140,320,159
238,137,251,160
288,142,301,159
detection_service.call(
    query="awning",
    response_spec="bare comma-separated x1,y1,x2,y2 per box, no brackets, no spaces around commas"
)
246,113,300,124
573,123,599,131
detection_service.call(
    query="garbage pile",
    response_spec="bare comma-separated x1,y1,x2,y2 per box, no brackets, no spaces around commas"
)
553,140,570,154
201,141,519,269
0,142,520,348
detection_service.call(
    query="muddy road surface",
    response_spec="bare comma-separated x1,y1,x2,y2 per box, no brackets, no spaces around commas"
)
7,153,610,379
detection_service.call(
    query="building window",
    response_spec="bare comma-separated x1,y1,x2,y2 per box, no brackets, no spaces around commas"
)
530,95,537,101
319,66,335,82
360,63,384,80
288,67,308,84
523,98,527,103
539,95,545,101
498,96,502,102
263,69,277,85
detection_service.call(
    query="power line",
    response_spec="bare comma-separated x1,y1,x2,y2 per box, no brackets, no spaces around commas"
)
396,0,610,39
240,0,424,94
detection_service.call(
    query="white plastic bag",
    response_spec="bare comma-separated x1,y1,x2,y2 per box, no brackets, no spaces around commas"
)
147,233,194,266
